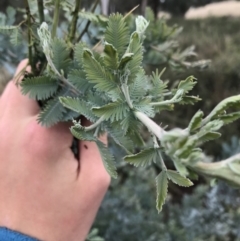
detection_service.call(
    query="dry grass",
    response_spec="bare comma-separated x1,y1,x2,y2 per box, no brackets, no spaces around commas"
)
185,1,240,19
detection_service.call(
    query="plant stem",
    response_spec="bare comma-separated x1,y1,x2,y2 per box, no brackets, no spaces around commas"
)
158,150,167,171
85,116,105,131
189,154,240,186
37,0,44,23
76,0,99,42
134,111,165,140
25,0,35,74
69,0,82,43
51,0,61,38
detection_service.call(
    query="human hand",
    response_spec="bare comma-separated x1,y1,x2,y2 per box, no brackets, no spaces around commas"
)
0,60,110,241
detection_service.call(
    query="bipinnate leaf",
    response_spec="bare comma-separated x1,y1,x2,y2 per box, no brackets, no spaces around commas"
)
103,42,119,70
70,125,96,142
92,101,129,122
156,171,168,213
83,49,117,92
38,88,73,126
124,148,159,167
178,76,197,94
71,125,117,179
198,131,221,143
52,38,71,74
127,32,143,82
179,96,201,105
38,97,66,127
188,110,204,132
74,42,85,67
105,13,130,57
68,69,92,93
174,161,189,177
166,170,193,187
129,71,149,100
149,69,168,97
118,53,134,69
204,95,240,123
59,97,97,122
219,111,240,125
21,76,58,100
96,141,118,179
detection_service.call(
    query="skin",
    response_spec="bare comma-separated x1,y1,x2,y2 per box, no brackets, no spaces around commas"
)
0,60,111,241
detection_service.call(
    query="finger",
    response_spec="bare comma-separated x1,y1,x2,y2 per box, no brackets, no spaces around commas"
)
0,59,39,118
77,118,109,182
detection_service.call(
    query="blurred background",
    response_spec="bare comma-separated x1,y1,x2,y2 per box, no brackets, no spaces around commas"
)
1,0,240,240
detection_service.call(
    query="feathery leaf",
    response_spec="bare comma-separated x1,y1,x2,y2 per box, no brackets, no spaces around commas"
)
105,13,130,57
21,76,58,100
96,140,118,179
92,101,129,122
124,148,159,167
166,170,193,187
156,171,168,213
83,49,117,92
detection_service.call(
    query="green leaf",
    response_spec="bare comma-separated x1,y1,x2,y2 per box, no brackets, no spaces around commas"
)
175,136,198,159
92,101,129,122
52,38,71,75
204,95,240,123
178,76,197,94
219,111,240,125
156,171,168,213
203,120,224,132
83,49,117,92
120,112,140,135
149,69,168,97
105,13,130,57
188,110,204,132
96,141,118,179
74,42,85,68
59,97,97,122
21,76,58,100
124,148,159,167
118,53,134,69
103,42,119,70
198,131,221,143
134,99,155,117
166,170,193,187
126,32,143,82
38,88,73,126
68,69,92,94
70,125,96,142
179,95,201,105
129,70,149,101
106,127,134,153
174,161,189,177
145,7,155,22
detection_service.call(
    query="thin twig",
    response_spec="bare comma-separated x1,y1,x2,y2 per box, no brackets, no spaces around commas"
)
76,0,100,42
51,0,61,38
69,0,82,43
123,5,139,19
25,0,35,74
37,0,44,23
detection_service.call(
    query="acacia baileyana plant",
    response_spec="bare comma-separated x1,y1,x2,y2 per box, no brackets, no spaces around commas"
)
1,1,240,213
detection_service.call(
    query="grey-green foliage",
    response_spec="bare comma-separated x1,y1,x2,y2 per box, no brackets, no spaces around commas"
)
0,6,26,66
93,153,240,241
139,7,211,71
19,11,240,212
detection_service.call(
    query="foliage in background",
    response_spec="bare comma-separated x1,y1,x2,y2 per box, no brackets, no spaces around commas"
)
94,137,240,241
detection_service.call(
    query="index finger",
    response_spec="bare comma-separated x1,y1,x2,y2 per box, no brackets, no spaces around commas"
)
0,59,40,118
